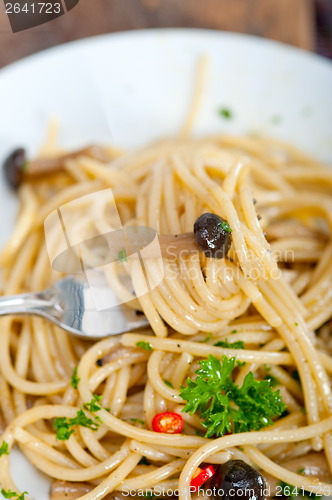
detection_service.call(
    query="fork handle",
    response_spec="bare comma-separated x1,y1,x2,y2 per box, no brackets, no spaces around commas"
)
0,292,54,317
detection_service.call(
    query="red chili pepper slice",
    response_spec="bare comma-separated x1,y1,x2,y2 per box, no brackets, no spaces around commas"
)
190,465,215,491
151,412,184,434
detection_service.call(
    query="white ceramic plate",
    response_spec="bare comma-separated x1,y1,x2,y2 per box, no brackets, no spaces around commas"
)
0,29,332,500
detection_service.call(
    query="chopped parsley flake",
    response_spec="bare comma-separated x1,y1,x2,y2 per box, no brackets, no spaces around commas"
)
53,409,101,441
219,108,232,119
70,366,80,389
278,482,298,500
1,490,28,500
136,341,152,351
164,379,174,389
1,491,17,499
295,322,299,326
231,329,237,334
214,338,245,349
53,417,75,441
0,440,9,456
130,418,145,425
180,354,285,438
118,248,128,263
21,161,29,172
138,456,150,465
199,334,212,343
220,221,232,233
264,374,280,387
298,467,305,474
271,115,282,125
15,494,28,500
83,394,103,413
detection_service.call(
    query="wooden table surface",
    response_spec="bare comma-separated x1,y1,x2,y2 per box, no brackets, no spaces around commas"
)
0,0,315,68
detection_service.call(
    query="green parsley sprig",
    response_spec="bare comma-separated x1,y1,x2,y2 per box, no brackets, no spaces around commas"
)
180,354,285,438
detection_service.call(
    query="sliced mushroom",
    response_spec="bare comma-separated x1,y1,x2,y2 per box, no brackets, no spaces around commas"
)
3,145,109,189
50,481,93,500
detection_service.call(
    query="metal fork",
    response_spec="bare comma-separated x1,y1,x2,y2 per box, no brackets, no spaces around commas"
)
0,272,149,339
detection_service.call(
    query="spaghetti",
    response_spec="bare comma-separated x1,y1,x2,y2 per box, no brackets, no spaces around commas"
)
0,132,332,500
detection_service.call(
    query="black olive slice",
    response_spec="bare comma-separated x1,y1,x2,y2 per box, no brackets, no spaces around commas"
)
193,213,232,259
210,460,265,500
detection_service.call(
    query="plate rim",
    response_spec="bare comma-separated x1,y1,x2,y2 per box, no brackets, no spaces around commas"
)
0,27,331,80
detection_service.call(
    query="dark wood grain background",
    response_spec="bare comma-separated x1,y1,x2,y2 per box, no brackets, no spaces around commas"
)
0,0,315,69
